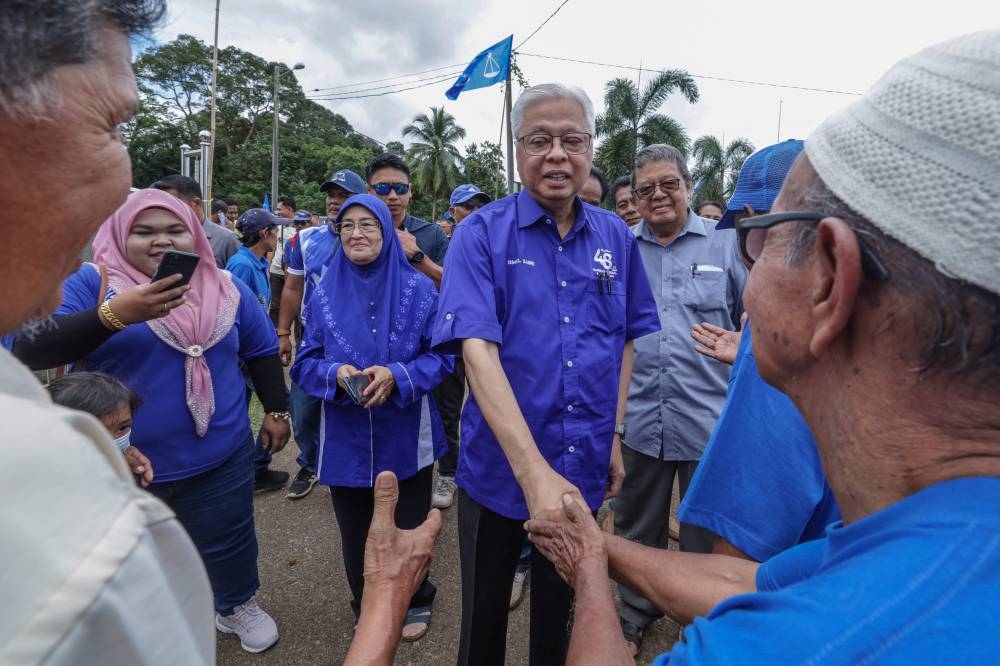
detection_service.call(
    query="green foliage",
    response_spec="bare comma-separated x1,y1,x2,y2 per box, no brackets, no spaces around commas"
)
594,70,699,182
690,135,755,205
403,107,467,220
463,141,507,200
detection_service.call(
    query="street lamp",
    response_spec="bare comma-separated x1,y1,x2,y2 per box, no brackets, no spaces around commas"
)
271,62,305,210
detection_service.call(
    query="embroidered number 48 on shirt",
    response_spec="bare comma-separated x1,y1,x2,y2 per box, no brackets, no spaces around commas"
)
593,249,613,270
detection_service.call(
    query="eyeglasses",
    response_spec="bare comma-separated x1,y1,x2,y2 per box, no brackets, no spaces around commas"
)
371,182,410,196
517,131,592,156
736,211,890,281
632,178,682,200
337,219,381,236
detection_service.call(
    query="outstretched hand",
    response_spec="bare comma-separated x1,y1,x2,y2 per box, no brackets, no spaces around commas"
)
691,312,747,365
525,493,607,587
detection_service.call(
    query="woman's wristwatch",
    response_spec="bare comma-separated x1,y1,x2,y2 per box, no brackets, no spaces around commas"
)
614,423,627,442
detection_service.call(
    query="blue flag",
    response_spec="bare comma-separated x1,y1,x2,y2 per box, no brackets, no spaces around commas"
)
262,193,270,212
446,35,513,100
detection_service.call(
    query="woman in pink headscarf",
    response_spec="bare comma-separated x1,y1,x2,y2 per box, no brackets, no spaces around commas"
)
14,189,290,654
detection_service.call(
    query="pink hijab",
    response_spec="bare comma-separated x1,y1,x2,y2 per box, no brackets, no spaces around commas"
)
93,189,240,436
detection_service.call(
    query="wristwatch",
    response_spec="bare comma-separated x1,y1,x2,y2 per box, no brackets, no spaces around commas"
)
614,423,627,440
409,251,425,265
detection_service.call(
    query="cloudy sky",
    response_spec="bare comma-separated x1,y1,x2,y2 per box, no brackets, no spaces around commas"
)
156,0,997,163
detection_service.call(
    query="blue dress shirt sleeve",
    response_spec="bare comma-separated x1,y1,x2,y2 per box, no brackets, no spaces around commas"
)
622,235,662,341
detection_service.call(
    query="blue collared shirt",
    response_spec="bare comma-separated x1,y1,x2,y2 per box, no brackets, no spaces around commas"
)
625,211,747,460
226,245,271,309
433,192,661,519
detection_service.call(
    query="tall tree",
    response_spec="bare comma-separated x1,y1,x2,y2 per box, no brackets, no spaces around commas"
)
463,141,507,200
403,107,466,220
594,70,699,182
690,135,755,205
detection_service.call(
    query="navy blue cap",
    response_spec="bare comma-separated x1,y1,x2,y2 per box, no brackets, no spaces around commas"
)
449,183,492,207
320,168,366,195
292,209,312,222
443,210,454,221
718,139,805,229
237,208,287,236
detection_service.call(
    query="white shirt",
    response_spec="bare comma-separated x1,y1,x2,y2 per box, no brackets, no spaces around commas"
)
0,349,214,665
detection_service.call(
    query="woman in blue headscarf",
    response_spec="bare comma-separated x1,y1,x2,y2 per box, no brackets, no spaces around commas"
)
290,194,452,642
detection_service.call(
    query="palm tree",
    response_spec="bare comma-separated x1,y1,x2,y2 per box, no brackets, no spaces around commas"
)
402,107,466,219
690,135,756,205
594,70,699,182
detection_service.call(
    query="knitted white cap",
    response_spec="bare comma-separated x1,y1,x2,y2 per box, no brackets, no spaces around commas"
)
805,31,1000,295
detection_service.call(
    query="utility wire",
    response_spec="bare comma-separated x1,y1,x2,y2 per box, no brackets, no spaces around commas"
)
517,51,863,96
306,73,459,101
515,0,571,50
309,62,465,93
306,70,463,99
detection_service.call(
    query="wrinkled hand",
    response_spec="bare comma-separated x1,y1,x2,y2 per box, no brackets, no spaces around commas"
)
691,314,746,365
363,471,443,596
395,227,420,260
522,466,586,521
278,335,293,366
124,445,154,487
336,364,361,391
106,274,189,325
361,365,395,408
259,414,291,454
605,435,625,500
525,493,607,587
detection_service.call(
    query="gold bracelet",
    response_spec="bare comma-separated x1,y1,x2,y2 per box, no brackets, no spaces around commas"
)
99,300,128,331
267,410,291,422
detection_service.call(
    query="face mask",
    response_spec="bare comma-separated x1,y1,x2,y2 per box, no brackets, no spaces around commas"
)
112,429,131,453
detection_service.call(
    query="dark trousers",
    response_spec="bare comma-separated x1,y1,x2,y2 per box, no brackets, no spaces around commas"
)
615,446,716,628
329,465,437,620
147,434,259,614
457,489,574,666
267,272,284,328
433,357,465,477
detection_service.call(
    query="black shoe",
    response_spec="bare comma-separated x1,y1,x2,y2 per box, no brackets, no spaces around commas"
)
620,617,644,658
254,468,289,493
286,467,318,499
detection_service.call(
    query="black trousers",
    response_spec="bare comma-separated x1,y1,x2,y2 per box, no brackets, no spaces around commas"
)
433,357,465,477
457,489,574,666
329,465,436,619
267,272,284,328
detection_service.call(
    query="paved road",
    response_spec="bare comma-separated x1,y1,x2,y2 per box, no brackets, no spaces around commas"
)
217,444,682,665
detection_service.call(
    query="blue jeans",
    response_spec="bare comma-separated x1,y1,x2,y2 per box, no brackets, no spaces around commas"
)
516,537,532,574
148,434,260,614
289,381,321,472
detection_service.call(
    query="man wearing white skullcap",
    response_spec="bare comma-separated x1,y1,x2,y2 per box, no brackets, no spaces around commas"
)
521,30,1000,664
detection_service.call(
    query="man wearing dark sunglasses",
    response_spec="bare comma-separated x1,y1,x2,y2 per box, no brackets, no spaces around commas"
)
366,153,449,288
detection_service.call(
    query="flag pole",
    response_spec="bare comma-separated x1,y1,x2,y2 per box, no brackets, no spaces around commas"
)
505,67,514,193
205,0,221,214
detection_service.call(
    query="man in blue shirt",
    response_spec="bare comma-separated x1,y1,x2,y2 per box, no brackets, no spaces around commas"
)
681,140,841,564
227,208,286,308
524,31,1000,664
615,144,746,655
433,83,660,666
278,168,366,499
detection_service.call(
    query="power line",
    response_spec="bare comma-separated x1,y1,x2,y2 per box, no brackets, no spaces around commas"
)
306,73,460,101
516,0,572,50
309,62,465,93
517,51,863,96
306,70,463,99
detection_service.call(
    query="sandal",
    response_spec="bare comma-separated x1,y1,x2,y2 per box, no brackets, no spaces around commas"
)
620,617,644,658
401,606,432,642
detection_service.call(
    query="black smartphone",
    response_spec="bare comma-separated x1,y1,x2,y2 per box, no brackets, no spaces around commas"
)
151,249,200,287
344,373,372,405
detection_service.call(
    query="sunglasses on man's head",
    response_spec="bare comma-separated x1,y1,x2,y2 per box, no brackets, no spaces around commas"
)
371,182,410,196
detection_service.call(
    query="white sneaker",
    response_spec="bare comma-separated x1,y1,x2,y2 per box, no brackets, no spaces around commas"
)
215,596,279,653
509,570,528,610
432,475,457,509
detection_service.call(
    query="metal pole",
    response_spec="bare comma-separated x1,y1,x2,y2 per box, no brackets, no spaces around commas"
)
205,0,221,206
505,69,514,193
270,63,279,211
776,100,783,143
180,144,191,176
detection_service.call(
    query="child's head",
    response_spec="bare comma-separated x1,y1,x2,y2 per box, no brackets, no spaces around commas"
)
46,372,142,450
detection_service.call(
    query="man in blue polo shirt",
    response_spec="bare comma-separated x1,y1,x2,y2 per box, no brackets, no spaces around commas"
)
278,168,366,499
433,83,660,666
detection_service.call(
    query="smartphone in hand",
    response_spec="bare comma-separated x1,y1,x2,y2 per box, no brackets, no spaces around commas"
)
343,373,372,405
151,250,200,287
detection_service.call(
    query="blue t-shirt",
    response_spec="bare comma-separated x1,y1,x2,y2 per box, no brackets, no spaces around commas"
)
56,264,278,481
656,477,1000,664
284,224,339,325
679,328,840,561
225,245,270,309
432,192,661,519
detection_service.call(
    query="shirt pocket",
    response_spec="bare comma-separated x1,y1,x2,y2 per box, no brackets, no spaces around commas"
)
587,279,626,334
683,270,729,314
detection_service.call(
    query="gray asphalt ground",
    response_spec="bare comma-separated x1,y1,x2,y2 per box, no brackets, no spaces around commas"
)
217,441,682,665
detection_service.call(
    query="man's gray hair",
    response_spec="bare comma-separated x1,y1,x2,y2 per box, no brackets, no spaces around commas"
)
0,0,165,117
632,144,692,183
511,83,596,139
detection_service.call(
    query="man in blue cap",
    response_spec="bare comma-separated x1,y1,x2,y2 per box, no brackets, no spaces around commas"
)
447,183,492,225
278,168,366,499
683,139,841,564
